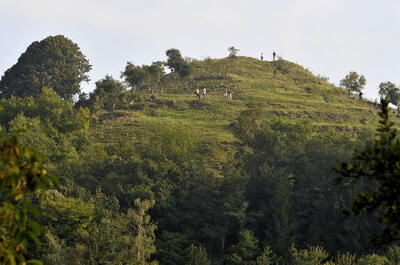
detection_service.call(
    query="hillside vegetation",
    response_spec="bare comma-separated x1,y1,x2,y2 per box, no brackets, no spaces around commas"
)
93,56,382,172
2,40,399,264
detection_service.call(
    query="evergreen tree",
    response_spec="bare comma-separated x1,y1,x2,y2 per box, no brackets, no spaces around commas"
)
125,199,158,265
184,244,211,265
336,100,400,244
227,230,259,265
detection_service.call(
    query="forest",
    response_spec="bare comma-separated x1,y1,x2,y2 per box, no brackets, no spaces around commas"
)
0,35,399,265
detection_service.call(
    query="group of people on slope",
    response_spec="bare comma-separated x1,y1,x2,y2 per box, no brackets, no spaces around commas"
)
194,88,233,100
195,88,207,99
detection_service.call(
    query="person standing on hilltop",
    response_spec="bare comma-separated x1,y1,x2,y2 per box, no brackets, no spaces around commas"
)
260,53,264,61
273,51,276,61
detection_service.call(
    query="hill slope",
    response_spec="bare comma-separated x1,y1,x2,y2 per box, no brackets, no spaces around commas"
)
92,57,386,172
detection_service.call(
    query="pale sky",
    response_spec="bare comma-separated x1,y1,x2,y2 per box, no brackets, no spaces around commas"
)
1,0,399,99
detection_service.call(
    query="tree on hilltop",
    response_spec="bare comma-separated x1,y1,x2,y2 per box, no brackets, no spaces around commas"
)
165,48,192,78
228,46,240,58
165,48,185,73
340,71,366,95
121,62,148,92
122,61,166,94
143,61,166,93
0,35,91,99
379,81,400,105
165,49,193,92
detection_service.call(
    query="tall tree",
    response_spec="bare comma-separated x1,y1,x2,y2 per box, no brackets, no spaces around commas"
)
228,47,240,58
164,49,192,92
146,61,166,93
184,244,211,265
165,49,185,73
125,199,158,265
0,35,91,99
378,81,400,105
339,72,366,95
121,62,148,93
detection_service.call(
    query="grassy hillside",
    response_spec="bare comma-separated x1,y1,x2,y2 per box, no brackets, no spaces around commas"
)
92,56,389,173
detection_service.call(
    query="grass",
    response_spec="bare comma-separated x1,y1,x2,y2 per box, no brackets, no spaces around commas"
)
91,56,398,173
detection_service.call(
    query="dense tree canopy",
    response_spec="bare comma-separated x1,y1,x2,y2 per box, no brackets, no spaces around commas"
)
336,100,400,244
90,75,126,111
0,35,91,99
340,71,366,94
165,49,192,79
0,133,55,265
378,81,400,105
228,46,240,58
1,40,399,264
121,62,148,92
165,49,185,73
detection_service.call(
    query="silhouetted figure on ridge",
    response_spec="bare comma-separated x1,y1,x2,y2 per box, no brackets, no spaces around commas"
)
273,51,276,61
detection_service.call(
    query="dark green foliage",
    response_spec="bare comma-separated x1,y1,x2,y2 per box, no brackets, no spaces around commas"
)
0,35,91,99
0,133,55,265
228,47,240,58
165,48,192,81
121,62,166,95
378,82,400,105
39,191,159,265
256,247,279,265
336,100,400,244
121,62,148,92
165,49,185,73
340,72,366,94
1,45,398,264
290,246,329,265
0,88,91,167
177,62,192,79
184,244,211,265
229,103,266,143
145,61,166,93
89,75,126,111
0,87,90,133
243,119,377,256
227,230,259,265
205,163,249,256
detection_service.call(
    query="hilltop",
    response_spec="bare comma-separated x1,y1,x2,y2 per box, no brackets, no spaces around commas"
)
92,56,386,173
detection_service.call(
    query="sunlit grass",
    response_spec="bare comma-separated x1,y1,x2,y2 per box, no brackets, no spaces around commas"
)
92,56,395,172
